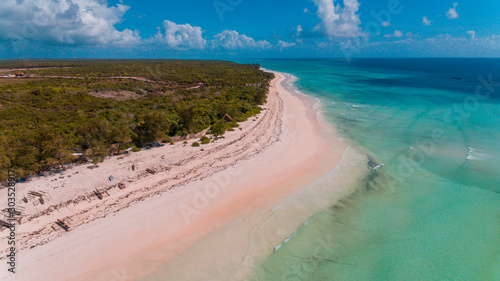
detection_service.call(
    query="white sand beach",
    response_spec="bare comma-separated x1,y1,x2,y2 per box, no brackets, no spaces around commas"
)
0,71,351,280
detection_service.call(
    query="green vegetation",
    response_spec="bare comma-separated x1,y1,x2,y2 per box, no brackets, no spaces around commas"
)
209,118,246,136
191,142,200,147
200,136,210,145
210,121,226,136
0,60,273,180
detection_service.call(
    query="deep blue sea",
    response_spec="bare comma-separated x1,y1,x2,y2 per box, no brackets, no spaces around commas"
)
241,58,500,280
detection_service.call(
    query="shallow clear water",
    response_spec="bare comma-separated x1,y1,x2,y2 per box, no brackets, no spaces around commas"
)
244,58,500,280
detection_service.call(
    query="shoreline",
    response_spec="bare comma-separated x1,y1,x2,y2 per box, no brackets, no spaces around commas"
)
1,71,350,280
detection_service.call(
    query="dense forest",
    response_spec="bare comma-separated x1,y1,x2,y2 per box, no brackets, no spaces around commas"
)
0,60,274,181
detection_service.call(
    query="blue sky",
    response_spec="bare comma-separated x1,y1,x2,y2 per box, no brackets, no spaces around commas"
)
0,0,499,59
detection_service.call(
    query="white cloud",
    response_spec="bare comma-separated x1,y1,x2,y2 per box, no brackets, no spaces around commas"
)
381,21,391,27
211,30,271,50
296,25,303,37
152,20,206,50
304,8,311,14
277,40,296,50
312,0,362,38
467,30,476,39
406,32,417,38
0,0,140,46
311,33,500,57
422,16,432,26
384,30,404,38
446,2,459,19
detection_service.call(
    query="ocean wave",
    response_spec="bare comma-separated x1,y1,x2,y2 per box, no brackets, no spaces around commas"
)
313,98,322,111
371,163,385,171
274,231,297,252
466,147,493,161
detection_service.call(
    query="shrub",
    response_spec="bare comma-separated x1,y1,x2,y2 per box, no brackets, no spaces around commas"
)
192,142,200,147
0,60,274,179
132,147,141,152
210,121,226,136
92,156,104,164
200,136,210,144
170,141,174,145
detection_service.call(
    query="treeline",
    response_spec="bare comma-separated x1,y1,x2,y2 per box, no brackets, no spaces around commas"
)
0,60,273,180
1,60,270,86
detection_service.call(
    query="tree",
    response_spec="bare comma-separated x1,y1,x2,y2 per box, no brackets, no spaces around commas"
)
0,60,274,178
135,112,171,144
76,118,113,155
111,123,132,154
33,128,74,169
11,131,38,176
178,105,196,133
0,136,11,181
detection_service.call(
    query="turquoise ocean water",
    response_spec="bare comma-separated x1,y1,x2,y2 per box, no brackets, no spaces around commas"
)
239,59,500,281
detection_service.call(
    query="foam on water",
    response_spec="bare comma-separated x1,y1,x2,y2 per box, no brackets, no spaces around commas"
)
467,147,493,161
247,58,500,281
